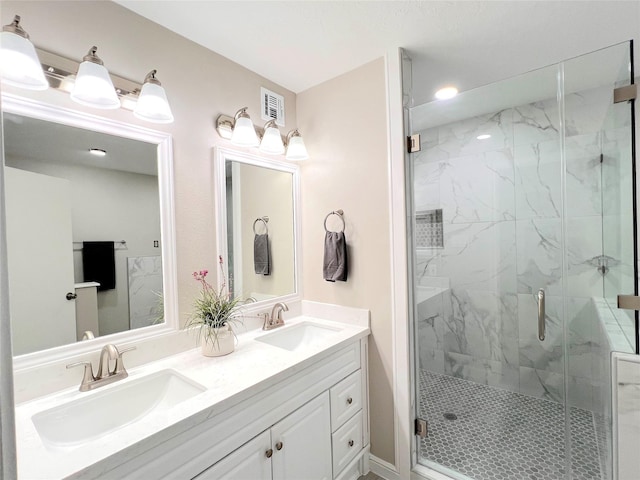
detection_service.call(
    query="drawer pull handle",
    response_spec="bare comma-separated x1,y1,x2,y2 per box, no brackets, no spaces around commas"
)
348,439,354,447
347,397,353,405
275,441,283,451
265,449,273,458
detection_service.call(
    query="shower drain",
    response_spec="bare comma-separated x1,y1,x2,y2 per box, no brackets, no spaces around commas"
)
443,413,458,420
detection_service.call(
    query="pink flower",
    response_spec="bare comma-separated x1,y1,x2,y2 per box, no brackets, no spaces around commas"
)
192,256,231,297
192,270,209,283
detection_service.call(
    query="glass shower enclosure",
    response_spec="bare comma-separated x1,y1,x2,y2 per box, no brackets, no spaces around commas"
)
407,42,636,480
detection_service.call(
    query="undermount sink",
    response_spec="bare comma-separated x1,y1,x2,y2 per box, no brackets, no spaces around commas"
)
256,322,342,351
32,369,206,449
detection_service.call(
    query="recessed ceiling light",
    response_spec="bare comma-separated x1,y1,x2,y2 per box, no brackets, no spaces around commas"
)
434,86,458,100
89,148,107,157
476,134,491,140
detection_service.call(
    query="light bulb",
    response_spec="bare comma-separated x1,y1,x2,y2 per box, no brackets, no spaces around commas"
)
0,15,47,90
134,70,174,124
70,46,120,110
259,120,285,154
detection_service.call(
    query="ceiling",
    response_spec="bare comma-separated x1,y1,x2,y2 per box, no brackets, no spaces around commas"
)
3,113,158,176
116,1,640,106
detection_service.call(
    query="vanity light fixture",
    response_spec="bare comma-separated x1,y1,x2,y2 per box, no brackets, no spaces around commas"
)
259,119,285,154
0,14,175,124
285,129,309,161
70,46,120,109
476,134,491,140
0,15,48,90
215,110,309,160
435,86,458,100
230,107,260,147
133,70,174,124
89,148,107,157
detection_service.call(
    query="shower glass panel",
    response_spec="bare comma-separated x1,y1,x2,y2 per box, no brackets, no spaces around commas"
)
563,42,635,480
409,41,635,480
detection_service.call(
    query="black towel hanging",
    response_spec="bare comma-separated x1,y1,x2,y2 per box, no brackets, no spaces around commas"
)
82,241,116,291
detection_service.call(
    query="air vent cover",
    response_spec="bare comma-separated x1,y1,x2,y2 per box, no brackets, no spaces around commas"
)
261,87,285,126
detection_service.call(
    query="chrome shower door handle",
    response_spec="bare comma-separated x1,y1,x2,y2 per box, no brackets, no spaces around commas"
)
537,288,545,341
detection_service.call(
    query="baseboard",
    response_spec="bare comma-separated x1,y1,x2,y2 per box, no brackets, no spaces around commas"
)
369,454,400,480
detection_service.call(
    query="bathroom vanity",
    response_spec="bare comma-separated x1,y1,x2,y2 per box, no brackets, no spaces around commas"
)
14,305,370,480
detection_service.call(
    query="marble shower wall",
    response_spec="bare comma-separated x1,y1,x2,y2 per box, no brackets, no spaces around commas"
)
127,255,163,329
414,84,628,411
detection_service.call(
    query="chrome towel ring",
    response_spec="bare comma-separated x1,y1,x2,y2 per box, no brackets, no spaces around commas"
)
253,216,269,235
324,210,345,233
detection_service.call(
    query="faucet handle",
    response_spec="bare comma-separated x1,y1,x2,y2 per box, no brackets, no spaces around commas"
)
114,346,136,375
259,312,271,330
66,361,95,391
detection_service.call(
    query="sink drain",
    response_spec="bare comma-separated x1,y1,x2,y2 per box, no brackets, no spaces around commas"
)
443,413,458,420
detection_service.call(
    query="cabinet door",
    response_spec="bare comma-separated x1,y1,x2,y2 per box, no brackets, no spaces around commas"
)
194,430,272,480
271,392,332,480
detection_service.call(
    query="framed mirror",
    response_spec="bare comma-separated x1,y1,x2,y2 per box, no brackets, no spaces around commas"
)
2,93,178,367
215,147,300,306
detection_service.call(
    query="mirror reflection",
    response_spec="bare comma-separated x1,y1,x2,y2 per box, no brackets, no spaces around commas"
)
225,160,295,301
3,112,164,355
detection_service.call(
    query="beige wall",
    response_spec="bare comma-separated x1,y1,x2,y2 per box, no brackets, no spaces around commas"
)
237,163,295,298
297,58,395,464
1,0,297,326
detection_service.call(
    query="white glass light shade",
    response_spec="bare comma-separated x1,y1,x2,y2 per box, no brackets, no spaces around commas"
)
70,60,120,109
286,134,309,161
259,124,285,154
134,82,174,124
231,115,260,147
0,30,47,90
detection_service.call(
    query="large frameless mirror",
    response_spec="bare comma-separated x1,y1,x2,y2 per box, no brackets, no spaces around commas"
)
215,147,299,305
2,94,178,362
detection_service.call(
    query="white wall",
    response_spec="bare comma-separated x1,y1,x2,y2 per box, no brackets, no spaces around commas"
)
297,58,395,464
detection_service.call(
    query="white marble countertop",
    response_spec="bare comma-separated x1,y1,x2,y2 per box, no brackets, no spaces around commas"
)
14,314,370,479
73,282,100,289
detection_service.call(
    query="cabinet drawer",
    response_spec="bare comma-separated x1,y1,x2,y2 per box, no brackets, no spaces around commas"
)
331,410,362,476
330,370,362,431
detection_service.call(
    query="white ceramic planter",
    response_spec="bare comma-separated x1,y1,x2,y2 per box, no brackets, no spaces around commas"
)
201,325,235,357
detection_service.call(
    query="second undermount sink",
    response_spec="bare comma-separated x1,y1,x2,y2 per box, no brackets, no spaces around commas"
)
32,369,206,449
256,322,342,351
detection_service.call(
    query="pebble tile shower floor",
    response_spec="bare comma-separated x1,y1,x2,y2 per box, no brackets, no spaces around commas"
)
419,370,603,480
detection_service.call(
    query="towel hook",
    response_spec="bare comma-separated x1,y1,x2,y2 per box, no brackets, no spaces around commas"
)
324,210,345,233
253,216,269,235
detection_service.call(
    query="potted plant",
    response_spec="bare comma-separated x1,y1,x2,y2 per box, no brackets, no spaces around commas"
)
186,256,244,356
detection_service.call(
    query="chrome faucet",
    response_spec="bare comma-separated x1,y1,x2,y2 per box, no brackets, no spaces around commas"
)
262,302,289,330
66,344,136,392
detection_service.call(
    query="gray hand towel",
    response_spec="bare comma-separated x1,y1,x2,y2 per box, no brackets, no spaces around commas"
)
323,231,348,282
254,233,271,275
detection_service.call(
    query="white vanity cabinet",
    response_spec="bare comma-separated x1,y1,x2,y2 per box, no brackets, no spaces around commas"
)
194,430,272,480
95,337,369,480
196,393,332,480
